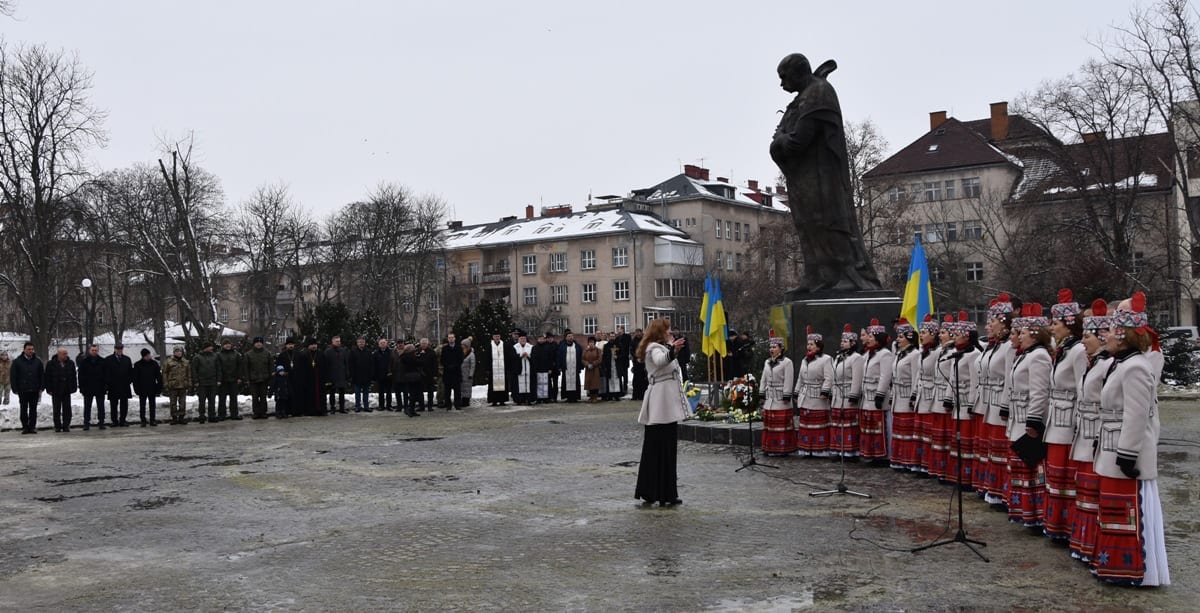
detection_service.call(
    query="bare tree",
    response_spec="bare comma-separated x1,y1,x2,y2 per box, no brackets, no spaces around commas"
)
396,193,447,335
0,42,105,357
0,1,15,17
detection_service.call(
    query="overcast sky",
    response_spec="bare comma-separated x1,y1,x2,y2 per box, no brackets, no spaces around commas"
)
5,0,1144,224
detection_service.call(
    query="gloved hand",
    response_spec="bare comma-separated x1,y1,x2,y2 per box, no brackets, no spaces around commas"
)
848,395,859,406
820,391,832,401
942,399,954,410
874,395,884,410
999,407,1009,421
1116,456,1140,479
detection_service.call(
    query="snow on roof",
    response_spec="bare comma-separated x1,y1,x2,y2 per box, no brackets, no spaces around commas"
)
443,209,686,250
655,234,701,245
1041,173,1160,196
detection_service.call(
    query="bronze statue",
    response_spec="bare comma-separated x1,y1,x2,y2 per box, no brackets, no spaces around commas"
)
770,53,882,294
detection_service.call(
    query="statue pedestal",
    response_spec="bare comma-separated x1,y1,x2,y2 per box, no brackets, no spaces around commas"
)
784,291,902,357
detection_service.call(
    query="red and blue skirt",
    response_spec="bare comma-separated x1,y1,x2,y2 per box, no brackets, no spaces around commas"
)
796,407,830,456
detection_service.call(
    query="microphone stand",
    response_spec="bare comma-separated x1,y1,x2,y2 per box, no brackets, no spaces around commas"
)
736,405,777,472
911,351,988,561
812,367,870,498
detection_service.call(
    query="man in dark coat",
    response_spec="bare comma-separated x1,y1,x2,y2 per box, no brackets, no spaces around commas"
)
348,337,374,412
613,327,632,396
672,327,692,382
275,337,299,417
44,347,77,432
215,339,245,420
132,348,162,426
555,331,583,403
722,330,742,380
11,343,44,434
191,341,221,423
532,333,556,404
324,335,350,414
76,344,106,429
290,338,326,416
371,338,395,411
416,338,438,411
483,333,511,406
630,329,648,400
104,343,135,427
244,337,274,419
439,333,463,410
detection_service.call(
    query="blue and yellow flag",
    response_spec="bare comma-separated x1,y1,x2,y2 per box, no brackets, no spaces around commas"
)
699,273,712,355
900,236,934,327
768,305,791,350
708,276,728,357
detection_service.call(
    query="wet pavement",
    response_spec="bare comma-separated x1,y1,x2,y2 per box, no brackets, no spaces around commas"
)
0,400,1196,612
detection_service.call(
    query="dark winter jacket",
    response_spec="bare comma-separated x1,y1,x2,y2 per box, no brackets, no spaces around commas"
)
532,341,556,373
244,347,275,384
161,356,191,391
371,347,395,383
400,350,424,384
10,353,44,394
215,348,245,384
440,343,464,375
191,351,221,386
271,371,291,400
44,357,77,396
324,345,349,388
348,346,374,385
416,347,438,383
556,342,583,373
104,353,135,399
76,353,106,395
132,357,162,397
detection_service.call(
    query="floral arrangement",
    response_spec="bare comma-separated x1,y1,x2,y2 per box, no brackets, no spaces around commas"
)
721,374,762,413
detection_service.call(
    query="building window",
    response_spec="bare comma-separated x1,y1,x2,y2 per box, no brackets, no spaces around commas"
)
612,246,628,267
580,249,596,270
240,306,249,322
725,253,734,271
911,183,924,202
581,283,597,303
218,307,229,323
924,181,942,201
930,266,945,283
962,177,981,198
892,266,907,284
734,222,742,241
961,219,984,240
887,186,907,202
925,224,945,243
584,220,603,230
468,262,481,283
614,280,630,301
1132,252,1145,275
614,313,630,330
714,250,723,267
522,255,536,275
944,180,956,200
523,287,538,305
549,252,567,273
551,285,568,304
715,219,723,239
735,253,743,271
96,309,105,325
654,279,703,298
725,221,733,240
912,226,922,243
944,222,958,242
583,316,599,335
966,262,984,282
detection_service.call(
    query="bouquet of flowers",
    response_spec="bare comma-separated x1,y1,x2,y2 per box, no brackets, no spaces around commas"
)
721,374,762,413
727,407,761,423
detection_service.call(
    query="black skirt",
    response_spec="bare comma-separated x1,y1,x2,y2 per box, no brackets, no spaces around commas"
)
635,423,679,504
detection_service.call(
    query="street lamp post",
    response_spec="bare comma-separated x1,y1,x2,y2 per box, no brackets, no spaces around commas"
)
81,278,94,349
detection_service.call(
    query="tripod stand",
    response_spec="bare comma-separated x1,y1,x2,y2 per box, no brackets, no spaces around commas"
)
736,411,778,472
811,400,870,498
911,351,988,561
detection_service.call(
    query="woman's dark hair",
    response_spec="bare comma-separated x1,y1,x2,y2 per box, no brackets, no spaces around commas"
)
1028,327,1053,348
1060,317,1084,340
870,332,889,348
901,329,918,347
809,338,825,353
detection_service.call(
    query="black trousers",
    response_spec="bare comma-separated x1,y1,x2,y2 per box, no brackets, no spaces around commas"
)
83,393,104,426
249,382,269,418
635,423,680,504
424,380,436,408
139,395,156,423
327,386,346,411
442,370,461,408
109,396,129,425
52,392,72,430
19,391,38,431
217,382,239,418
376,379,393,409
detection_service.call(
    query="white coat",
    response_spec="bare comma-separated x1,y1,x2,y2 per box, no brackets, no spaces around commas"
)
981,342,1015,427
1095,351,1160,480
794,353,833,411
760,356,795,411
862,347,895,411
889,347,919,413
942,346,980,420
637,343,689,426
915,346,941,414
829,351,863,408
1070,352,1113,463
1045,339,1087,445
1008,345,1052,442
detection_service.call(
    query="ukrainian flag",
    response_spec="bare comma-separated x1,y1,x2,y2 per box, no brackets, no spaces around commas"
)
768,305,791,350
900,236,934,327
708,276,728,357
699,273,712,355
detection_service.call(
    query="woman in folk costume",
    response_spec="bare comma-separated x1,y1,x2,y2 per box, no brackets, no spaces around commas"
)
912,315,942,475
1068,299,1113,563
979,294,1016,507
828,325,864,459
1007,302,1052,528
793,326,834,457
859,319,895,465
486,333,513,406
888,319,920,471
634,318,690,507
759,334,797,455
1091,292,1170,586
1040,289,1088,541
928,314,957,480
942,311,981,488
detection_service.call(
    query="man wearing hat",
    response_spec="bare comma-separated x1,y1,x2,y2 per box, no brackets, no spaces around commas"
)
132,348,162,427
291,337,325,416
104,343,135,427
215,338,246,420
191,341,221,423
245,336,275,419
161,346,191,425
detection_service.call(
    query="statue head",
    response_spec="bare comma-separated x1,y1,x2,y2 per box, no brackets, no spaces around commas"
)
777,53,812,93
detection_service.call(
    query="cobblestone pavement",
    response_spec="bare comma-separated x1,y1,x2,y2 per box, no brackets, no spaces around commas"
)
1,400,1196,612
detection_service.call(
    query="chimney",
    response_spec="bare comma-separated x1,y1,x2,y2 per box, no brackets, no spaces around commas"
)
764,186,773,194
776,184,787,196
747,179,759,191
716,176,729,183
525,205,535,219
683,164,710,181
929,111,948,131
447,220,463,230
990,101,1009,141
1082,131,1107,143
540,204,572,217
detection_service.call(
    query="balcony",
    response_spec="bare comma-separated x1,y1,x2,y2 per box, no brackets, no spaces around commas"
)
481,271,511,286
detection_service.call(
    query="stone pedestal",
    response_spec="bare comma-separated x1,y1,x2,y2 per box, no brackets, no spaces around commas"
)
784,291,902,359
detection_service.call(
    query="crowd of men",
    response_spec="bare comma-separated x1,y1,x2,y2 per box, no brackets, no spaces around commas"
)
3,324,694,434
